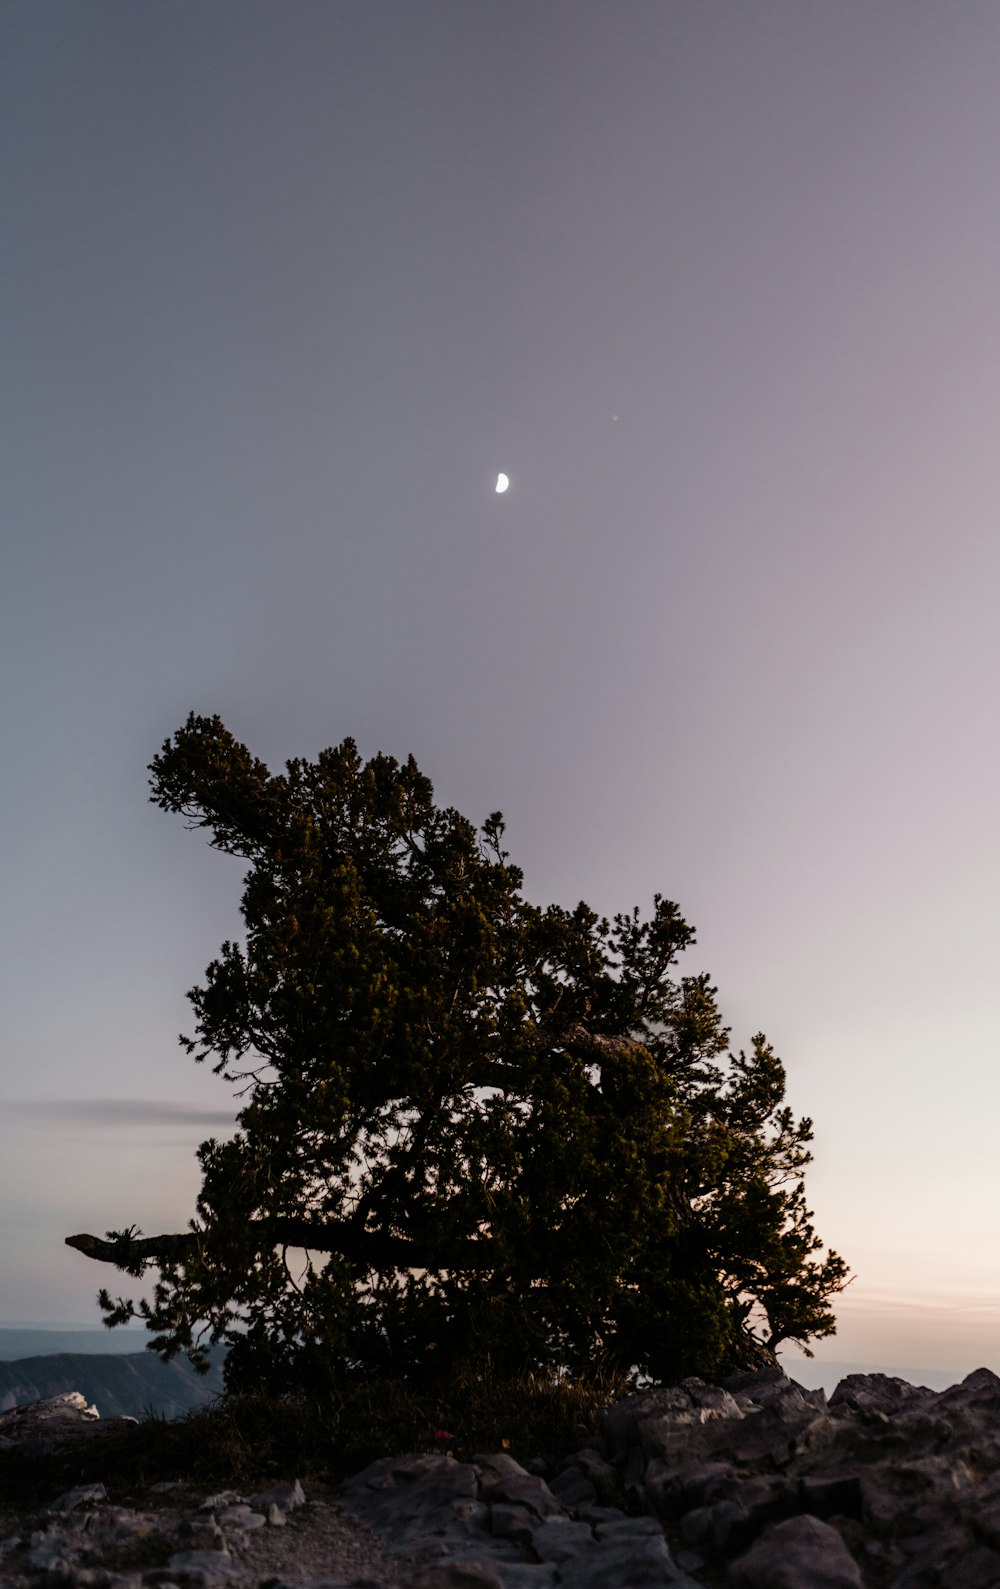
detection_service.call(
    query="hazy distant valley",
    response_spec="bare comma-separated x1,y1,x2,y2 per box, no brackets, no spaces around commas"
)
0,1329,224,1419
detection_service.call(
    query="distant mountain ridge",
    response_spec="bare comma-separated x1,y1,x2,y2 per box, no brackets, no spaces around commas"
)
0,1328,152,1361
0,1350,225,1420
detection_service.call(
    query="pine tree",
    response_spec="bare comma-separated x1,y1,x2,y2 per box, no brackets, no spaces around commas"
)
69,713,848,1393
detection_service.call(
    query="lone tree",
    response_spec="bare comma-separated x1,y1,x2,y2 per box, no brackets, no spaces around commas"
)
68,714,848,1393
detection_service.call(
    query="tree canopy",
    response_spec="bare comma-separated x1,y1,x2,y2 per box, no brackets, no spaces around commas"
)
69,714,848,1393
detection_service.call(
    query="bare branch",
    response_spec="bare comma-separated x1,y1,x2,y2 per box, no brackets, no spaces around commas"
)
66,1219,506,1273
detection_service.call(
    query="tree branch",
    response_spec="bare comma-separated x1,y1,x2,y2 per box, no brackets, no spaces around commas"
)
562,1023,647,1061
66,1219,505,1273
66,1231,198,1265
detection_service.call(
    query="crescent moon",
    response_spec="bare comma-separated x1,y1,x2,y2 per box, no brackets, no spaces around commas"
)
495,473,510,494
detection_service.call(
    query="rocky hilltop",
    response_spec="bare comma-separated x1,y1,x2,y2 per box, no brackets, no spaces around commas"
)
3,1364,1000,1587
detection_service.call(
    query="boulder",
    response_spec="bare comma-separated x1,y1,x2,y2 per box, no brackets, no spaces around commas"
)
727,1514,863,1587
828,1372,935,1417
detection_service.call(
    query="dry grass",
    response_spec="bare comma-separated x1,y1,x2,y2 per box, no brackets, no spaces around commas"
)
0,1364,631,1510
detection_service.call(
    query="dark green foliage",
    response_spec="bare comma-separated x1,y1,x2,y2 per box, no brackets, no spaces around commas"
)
100,713,847,1393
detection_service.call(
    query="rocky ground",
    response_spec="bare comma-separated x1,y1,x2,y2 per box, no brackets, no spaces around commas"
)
3,1363,1000,1587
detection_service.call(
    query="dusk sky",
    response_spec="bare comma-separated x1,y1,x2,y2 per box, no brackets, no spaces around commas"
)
3,2,999,1384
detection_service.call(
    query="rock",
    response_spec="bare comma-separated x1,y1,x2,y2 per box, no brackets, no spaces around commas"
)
216,1504,267,1535
828,1372,934,1417
556,1447,619,1503
593,1515,665,1540
798,1472,864,1519
892,1537,1000,1588
487,1569,558,1589
528,1517,595,1563
727,1514,864,1587
340,1454,484,1550
519,1458,550,1478
679,1504,712,1547
199,1491,246,1511
723,1366,825,1414
403,1565,505,1589
699,1475,799,1553
249,1479,305,1514
165,1546,242,1582
47,1482,109,1511
650,1459,738,1518
489,1503,535,1545
965,1469,1000,1548
477,1466,561,1523
547,1466,596,1508
557,1534,692,1588
177,1514,227,1552
0,1391,100,1450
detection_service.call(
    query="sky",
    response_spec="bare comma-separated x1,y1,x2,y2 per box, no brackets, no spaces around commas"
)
2,0,999,1383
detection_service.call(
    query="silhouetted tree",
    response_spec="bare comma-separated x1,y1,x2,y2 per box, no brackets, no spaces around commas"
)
68,714,848,1393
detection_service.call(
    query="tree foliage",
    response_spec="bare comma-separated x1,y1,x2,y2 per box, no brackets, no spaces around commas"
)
87,714,848,1393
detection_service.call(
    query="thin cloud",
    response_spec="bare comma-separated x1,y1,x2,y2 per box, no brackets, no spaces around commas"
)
6,1099,237,1130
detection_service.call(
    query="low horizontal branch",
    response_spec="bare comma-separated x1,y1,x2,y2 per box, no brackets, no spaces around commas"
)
66,1231,199,1264
66,1220,505,1273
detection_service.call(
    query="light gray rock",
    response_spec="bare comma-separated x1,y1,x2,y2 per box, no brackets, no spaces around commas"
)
47,1482,108,1512
0,1390,99,1448
216,1503,267,1537
248,1478,305,1514
198,1491,245,1512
